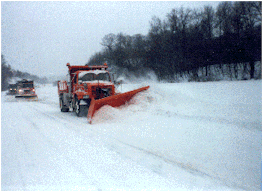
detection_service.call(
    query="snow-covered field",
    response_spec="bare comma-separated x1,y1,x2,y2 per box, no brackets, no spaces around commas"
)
1,80,262,191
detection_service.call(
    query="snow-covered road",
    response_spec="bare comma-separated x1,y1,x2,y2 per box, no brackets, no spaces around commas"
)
1,80,262,190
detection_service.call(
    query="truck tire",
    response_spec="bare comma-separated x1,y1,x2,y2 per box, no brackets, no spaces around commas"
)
75,98,81,116
74,98,88,117
59,97,69,112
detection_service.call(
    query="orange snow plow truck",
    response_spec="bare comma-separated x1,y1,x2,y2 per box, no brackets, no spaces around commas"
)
58,63,149,124
15,79,38,99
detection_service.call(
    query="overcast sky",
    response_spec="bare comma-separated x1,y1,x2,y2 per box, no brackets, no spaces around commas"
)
2,1,220,78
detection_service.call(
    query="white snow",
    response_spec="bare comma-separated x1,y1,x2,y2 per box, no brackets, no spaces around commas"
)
1,80,262,191
78,70,107,77
87,81,114,86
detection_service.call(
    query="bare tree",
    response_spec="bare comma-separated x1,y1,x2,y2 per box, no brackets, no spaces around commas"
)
101,33,117,52
201,6,215,39
216,2,233,35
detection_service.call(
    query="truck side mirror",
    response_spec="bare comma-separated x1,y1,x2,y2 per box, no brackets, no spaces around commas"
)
112,74,115,82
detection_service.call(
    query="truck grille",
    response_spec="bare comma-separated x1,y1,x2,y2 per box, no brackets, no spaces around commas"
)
24,90,30,94
92,86,111,99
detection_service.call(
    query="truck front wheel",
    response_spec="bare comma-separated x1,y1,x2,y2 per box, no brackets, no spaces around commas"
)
74,98,88,117
75,99,81,116
59,97,69,112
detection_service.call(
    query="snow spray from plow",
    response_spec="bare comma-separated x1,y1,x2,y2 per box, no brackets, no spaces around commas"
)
87,86,150,124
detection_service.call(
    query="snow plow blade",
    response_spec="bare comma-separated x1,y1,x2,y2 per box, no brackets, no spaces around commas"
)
15,95,38,101
87,86,150,124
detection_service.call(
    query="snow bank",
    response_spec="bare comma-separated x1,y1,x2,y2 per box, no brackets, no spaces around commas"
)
92,80,262,190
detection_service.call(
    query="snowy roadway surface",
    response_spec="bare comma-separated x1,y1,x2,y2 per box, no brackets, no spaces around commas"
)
2,80,262,191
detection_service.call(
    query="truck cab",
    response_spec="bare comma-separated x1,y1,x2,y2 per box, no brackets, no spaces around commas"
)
73,70,115,100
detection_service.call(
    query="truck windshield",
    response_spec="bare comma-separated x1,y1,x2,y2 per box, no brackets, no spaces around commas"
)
9,84,17,89
22,83,34,88
79,72,110,82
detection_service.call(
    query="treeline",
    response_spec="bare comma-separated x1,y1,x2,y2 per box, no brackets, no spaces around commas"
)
1,54,48,91
87,1,261,81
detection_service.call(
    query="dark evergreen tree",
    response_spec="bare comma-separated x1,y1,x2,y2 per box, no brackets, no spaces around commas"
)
1,54,13,91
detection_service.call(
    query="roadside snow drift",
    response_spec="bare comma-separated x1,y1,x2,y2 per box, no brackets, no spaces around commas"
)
1,80,262,191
